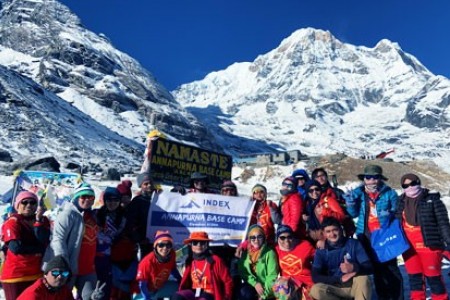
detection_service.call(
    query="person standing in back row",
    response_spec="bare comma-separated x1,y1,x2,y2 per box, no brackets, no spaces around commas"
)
397,173,450,300
124,172,160,258
345,164,403,300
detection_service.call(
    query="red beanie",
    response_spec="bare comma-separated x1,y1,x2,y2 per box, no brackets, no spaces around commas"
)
117,180,132,197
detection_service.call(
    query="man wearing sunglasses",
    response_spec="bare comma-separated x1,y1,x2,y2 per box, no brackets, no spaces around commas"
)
17,255,73,299
396,173,450,300
344,164,402,300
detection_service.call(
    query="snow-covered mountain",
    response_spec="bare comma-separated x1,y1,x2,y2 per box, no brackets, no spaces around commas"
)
0,0,218,172
173,28,450,172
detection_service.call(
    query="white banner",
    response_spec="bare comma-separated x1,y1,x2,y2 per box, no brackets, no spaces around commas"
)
147,192,255,247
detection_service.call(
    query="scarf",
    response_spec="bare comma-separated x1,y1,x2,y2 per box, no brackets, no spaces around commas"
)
404,185,423,199
403,187,424,226
364,184,378,194
249,244,262,274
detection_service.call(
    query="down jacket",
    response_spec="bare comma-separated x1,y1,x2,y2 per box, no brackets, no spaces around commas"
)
396,189,450,249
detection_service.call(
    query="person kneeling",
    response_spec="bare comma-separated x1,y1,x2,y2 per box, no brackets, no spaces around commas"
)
310,217,373,300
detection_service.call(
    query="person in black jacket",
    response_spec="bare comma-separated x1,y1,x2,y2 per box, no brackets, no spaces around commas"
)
396,173,450,300
124,172,160,258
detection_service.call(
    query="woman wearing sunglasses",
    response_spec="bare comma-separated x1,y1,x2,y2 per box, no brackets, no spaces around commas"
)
137,230,179,300
396,173,450,300
173,231,233,300
1,190,50,300
274,225,315,300
238,225,279,300
17,255,73,299
303,180,345,249
279,176,306,240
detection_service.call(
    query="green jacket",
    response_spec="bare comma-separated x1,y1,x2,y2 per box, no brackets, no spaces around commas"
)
238,244,279,299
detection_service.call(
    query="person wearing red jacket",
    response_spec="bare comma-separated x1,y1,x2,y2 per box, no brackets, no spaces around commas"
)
17,255,74,300
279,176,306,240
1,191,50,300
303,180,346,248
249,184,280,245
136,230,180,299
173,231,233,300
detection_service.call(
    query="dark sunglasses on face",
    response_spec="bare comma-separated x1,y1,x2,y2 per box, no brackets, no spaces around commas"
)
249,235,265,241
364,175,381,180
402,181,419,189
308,187,321,193
278,235,293,241
156,242,173,249
51,270,70,278
21,200,37,206
191,241,207,246
282,183,293,188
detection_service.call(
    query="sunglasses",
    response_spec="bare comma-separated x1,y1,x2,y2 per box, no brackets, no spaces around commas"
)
282,183,293,188
308,187,321,193
278,235,293,241
364,175,381,180
249,235,265,241
51,270,70,278
21,200,37,206
402,181,419,189
156,242,173,249
191,241,207,246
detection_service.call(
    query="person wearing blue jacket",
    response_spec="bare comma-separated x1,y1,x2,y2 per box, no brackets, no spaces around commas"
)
344,164,403,300
292,169,310,200
310,217,372,299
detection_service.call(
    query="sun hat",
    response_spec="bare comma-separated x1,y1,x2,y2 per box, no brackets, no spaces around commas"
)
357,164,388,181
183,231,213,244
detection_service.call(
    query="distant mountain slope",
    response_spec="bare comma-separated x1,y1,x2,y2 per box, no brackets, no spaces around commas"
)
0,0,219,171
173,28,450,171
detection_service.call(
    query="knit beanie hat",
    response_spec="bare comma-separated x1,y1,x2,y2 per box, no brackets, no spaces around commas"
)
252,184,267,195
44,255,71,274
153,230,174,247
221,180,236,190
103,187,121,202
117,180,132,197
400,173,421,185
276,225,294,239
14,191,38,210
137,173,152,188
72,183,95,202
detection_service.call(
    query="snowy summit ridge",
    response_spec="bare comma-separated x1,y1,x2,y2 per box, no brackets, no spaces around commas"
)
0,0,219,172
173,28,450,171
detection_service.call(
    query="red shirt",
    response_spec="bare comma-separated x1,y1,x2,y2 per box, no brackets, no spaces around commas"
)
77,212,98,275
250,200,277,245
367,192,381,232
17,278,74,300
191,259,213,294
136,250,176,291
275,241,315,288
1,214,50,282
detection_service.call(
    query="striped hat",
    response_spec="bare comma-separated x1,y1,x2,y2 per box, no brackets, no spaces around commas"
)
72,183,95,202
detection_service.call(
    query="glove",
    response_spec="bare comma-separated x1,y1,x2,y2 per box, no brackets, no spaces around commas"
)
90,281,106,300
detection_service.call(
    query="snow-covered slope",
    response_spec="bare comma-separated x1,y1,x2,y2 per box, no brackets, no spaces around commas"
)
173,28,450,172
0,0,219,171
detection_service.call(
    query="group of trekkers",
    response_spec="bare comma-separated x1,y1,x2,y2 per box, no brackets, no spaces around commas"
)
1,163,450,300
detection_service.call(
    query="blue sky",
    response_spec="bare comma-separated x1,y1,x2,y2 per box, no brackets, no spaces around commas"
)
60,0,450,90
